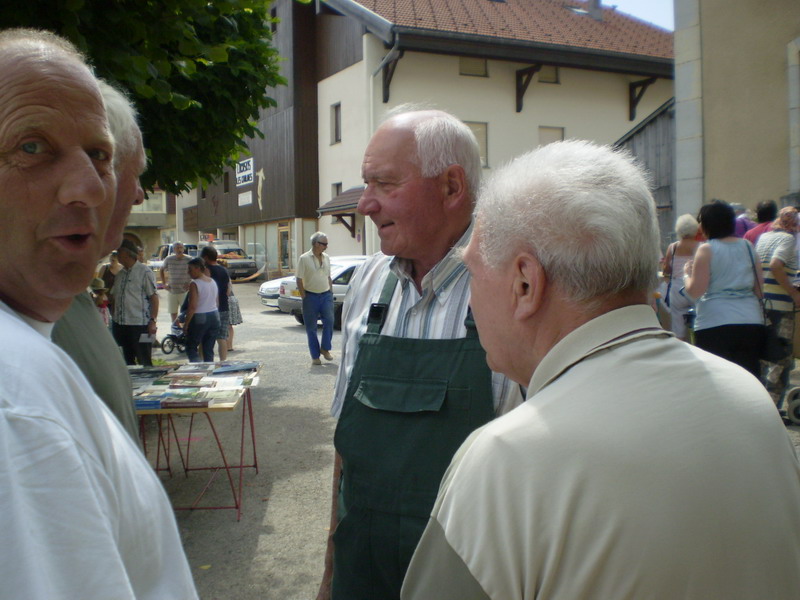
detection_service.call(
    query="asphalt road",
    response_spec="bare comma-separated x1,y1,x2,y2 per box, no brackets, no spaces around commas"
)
150,281,336,600
146,281,800,600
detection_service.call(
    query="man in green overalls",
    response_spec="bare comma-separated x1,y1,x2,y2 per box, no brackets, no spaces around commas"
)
315,109,522,600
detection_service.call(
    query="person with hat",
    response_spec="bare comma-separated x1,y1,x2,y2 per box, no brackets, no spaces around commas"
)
90,277,111,326
110,238,159,365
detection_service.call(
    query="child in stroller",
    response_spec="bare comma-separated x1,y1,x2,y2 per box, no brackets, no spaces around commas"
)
160,313,187,354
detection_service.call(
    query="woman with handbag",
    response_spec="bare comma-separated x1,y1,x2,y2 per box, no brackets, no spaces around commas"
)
662,214,702,341
683,200,764,378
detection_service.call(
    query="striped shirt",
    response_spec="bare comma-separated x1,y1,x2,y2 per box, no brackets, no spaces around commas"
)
331,226,523,418
111,261,157,325
757,230,798,312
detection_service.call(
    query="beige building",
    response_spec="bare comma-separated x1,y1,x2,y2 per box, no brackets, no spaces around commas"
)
675,0,800,215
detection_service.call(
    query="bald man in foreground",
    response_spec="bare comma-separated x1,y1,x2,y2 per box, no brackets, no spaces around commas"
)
0,28,197,598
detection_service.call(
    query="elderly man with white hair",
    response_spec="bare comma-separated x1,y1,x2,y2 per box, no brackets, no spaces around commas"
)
401,141,800,599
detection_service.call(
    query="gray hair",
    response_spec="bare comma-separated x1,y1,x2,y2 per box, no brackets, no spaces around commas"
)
98,80,142,167
475,140,660,305
310,231,328,245
384,105,482,201
0,27,85,59
675,214,700,239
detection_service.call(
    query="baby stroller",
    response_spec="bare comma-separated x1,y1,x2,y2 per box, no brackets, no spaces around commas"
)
160,320,187,355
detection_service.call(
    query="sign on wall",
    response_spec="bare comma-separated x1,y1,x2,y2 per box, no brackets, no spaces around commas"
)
236,157,254,187
238,191,252,206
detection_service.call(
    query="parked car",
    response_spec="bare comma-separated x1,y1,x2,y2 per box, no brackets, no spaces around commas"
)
278,255,368,329
258,275,292,309
207,241,259,280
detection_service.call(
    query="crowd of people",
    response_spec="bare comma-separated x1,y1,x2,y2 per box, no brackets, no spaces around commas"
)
1,25,799,600
665,199,800,422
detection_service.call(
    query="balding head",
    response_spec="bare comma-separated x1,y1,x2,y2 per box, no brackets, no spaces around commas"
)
0,28,116,321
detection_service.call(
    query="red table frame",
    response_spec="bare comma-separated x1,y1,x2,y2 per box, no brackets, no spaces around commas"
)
138,388,258,521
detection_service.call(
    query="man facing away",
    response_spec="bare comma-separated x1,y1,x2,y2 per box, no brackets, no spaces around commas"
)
297,231,334,365
0,28,196,598
401,141,800,600
161,240,192,322
317,108,522,600
111,238,159,365
52,80,146,440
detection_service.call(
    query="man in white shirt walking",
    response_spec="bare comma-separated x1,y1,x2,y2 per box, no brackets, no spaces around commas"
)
296,231,334,365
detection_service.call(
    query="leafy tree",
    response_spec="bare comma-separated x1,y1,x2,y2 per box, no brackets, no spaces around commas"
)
0,0,285,193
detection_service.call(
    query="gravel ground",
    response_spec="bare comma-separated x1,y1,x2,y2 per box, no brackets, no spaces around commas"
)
144,282,800,599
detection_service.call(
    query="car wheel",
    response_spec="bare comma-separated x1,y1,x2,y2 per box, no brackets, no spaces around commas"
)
161,336,175,355
294,313,304,325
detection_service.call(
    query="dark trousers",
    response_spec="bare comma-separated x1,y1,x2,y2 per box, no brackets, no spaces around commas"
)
186,310,220,363
112,323,153,366
694,323,764,379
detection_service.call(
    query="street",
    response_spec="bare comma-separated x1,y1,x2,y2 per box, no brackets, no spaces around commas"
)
147,281,800,600
150,281,337,600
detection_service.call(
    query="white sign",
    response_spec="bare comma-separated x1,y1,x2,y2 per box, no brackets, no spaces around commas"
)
238,191,252,206
236,157,254,187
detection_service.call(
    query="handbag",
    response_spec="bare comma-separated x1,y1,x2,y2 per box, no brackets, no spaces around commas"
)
746,242,793,362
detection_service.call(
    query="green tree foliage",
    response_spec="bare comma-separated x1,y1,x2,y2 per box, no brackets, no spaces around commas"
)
0,0,285,193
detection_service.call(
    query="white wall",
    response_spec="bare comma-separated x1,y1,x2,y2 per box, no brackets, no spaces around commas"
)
318,33,674,256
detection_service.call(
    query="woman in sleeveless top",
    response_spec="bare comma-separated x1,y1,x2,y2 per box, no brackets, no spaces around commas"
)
183,257,220,362
98,251,122,292
662,214,702,340
684,200,764,377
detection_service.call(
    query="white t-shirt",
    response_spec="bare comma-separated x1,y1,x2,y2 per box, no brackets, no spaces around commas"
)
0,300,198,599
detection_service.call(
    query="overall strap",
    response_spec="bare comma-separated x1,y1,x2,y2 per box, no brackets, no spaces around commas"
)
464,307,479,339
367,271,399,335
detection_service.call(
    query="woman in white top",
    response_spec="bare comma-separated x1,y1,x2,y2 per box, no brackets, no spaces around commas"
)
183,257,219,362
662,214,702,340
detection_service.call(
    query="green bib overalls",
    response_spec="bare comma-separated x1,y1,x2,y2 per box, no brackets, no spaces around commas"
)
332,272,495,600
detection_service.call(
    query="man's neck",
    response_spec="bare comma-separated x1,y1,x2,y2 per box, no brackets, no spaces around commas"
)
0,289,70,323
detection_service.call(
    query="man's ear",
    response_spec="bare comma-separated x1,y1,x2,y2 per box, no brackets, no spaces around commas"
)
440,164,468,210
512,253,546,319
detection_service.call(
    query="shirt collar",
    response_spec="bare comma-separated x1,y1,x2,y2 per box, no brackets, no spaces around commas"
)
527,304,669,398
388,223,472,303
0,298,55,339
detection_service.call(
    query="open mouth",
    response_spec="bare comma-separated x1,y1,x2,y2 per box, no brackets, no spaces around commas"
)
56,233,92,249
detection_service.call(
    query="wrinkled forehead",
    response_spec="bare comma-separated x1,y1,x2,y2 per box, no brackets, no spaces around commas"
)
0,45,108,140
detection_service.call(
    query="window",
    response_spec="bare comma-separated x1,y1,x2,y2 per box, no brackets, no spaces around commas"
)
131,190,166,214
465,122,489,168
331,103,341,144
270,8,277,33
224,172,230,193
539,65,560,84
538,126,565,146
332,182,343,198
459,57,488,77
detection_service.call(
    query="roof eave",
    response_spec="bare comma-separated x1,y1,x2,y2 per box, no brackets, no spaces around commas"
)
321,0,394,43
394,28,673,79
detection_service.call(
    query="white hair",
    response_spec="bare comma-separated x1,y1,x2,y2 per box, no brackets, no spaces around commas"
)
475,140,660,305
310,231,327,245
98,80,142,167
383,105,482,200
675,214,699,239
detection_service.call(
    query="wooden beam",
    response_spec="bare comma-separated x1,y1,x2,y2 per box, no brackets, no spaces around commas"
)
629,77,657,121
334,214,356,237
382,51,404,103
515,64,542,112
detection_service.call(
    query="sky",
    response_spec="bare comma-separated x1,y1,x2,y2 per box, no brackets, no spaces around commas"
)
606,0,675,30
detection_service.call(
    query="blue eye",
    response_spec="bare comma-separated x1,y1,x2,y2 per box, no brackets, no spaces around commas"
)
21,141,44,154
